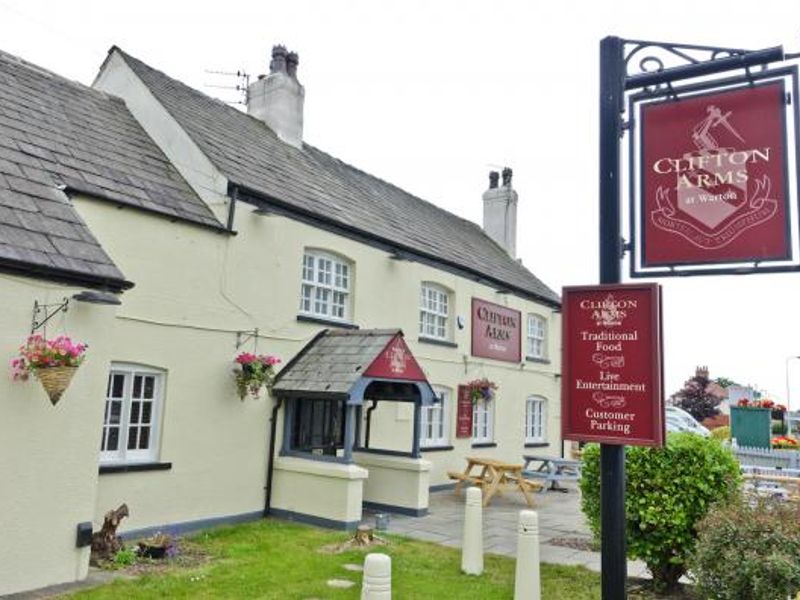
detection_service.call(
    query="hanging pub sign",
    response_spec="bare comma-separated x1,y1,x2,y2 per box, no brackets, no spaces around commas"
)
471,298,521,363
456,385,473,438
562,283,664,446
637,79,796,270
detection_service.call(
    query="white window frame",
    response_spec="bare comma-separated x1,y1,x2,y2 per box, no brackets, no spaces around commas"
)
472,397,494,443
419,283,451,341
420,386,450,448
100,363,165,464
525,395,547,444
527,314,547,360
299,250,352,322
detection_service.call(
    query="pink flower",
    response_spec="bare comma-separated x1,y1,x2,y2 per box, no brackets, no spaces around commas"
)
235,352,258,365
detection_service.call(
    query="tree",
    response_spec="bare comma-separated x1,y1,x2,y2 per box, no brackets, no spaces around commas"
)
670,366,722,422
714,376,738,389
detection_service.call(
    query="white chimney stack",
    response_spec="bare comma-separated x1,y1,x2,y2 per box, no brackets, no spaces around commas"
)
482,167,518,257
247,45,304,148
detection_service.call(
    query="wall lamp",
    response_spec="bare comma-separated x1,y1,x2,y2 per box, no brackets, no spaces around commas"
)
72,290,121,305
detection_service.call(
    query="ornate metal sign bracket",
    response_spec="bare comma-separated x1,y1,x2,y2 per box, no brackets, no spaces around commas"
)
31,298,69,334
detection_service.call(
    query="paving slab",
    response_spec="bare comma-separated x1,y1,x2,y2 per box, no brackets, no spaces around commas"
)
374,484,649,577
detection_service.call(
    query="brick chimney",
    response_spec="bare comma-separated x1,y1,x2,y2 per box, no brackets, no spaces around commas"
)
247,45,304,148
482,167,518,257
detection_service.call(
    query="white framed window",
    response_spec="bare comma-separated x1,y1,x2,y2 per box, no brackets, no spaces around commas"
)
527,314,547,359
525,395,547,443
472,398,494,443
299,250,352,321
420,386,450,447
100,364,165,464
419,283,450,340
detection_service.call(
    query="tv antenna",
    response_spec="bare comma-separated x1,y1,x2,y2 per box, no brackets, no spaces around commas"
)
204,69,250,106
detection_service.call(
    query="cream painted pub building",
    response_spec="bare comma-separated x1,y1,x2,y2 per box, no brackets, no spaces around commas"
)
0,45,561,595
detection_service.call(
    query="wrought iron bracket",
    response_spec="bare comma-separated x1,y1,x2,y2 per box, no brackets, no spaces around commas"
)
31,298,69,334
622,38,783,96
236,328,260,350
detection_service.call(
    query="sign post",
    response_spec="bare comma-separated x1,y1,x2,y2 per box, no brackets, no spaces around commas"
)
596,35,788,599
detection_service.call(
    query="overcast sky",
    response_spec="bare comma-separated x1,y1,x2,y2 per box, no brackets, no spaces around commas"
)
2,0,800,406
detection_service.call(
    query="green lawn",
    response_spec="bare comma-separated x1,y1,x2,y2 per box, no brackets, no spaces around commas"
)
66,518,601,599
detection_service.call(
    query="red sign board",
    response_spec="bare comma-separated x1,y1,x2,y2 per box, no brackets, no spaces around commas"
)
471,298,521,363
641,81,790,266
562,284,664,446
456,385,473,438
363,335,427,381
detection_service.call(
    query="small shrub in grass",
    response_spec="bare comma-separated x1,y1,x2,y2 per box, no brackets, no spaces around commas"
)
113,547,136,567
691,498,800,600
580,433,740,593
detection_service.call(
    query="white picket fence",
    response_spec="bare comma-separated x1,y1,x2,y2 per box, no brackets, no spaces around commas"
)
734,444,800,470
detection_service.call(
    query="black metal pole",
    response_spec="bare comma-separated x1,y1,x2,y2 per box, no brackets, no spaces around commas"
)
599,35,627,600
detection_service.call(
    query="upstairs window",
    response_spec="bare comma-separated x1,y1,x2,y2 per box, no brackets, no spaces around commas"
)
419,283,450,340
527,314,547,359
525,395,547,444
300,250,351,321
100,364,164,464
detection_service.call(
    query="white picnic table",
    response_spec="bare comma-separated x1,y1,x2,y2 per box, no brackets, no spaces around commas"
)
522,454,582,492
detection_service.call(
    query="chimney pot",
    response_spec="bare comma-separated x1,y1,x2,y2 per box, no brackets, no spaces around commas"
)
286,52,299,79
269,45,288,74
489,171,499,189
502,167,513,187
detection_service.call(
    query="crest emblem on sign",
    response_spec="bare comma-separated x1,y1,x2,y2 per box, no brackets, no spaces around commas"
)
389,343,408,374
650,104,778,249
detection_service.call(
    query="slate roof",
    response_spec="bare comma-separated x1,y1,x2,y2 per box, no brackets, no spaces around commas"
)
273,329,400,396
112,49,560,306
0,50,223,290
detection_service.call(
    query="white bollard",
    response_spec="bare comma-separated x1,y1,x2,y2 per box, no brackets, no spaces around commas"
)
361,552,391,600
461,486,484,575
514,510,541,600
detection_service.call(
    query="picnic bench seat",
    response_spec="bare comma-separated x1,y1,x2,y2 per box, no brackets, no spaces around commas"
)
503,473,544,493
447,470,487,487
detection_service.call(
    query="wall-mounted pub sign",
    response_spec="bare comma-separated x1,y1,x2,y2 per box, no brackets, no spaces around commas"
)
562,283,664,447
456,385,473,438
471,298,521,363
639,81,792,268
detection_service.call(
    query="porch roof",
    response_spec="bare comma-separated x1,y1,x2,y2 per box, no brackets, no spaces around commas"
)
272,328,433,402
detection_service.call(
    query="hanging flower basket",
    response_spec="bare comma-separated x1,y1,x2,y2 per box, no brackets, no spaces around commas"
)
233,352,281,400
36,365,79,405
10,335,87,405
465,378,498,404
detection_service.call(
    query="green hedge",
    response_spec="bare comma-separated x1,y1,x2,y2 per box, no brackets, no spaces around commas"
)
691,498,800,599
580,433,740,593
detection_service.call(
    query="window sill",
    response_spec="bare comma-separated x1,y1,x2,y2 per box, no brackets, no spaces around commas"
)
471,442,497,449
524,442,550,448
99,462,172,475
421,445,454,453
525,356,551,365
417,337,458,348
296,314,359,329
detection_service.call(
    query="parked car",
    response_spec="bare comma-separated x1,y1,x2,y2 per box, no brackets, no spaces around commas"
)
666,406,711,437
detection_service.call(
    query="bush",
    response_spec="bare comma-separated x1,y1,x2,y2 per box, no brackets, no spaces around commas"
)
691,498,800,599
113,547,136,567
580,433,740,593
711,425,730,441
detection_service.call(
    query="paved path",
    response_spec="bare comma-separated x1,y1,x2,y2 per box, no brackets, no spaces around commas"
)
378,484,649,578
